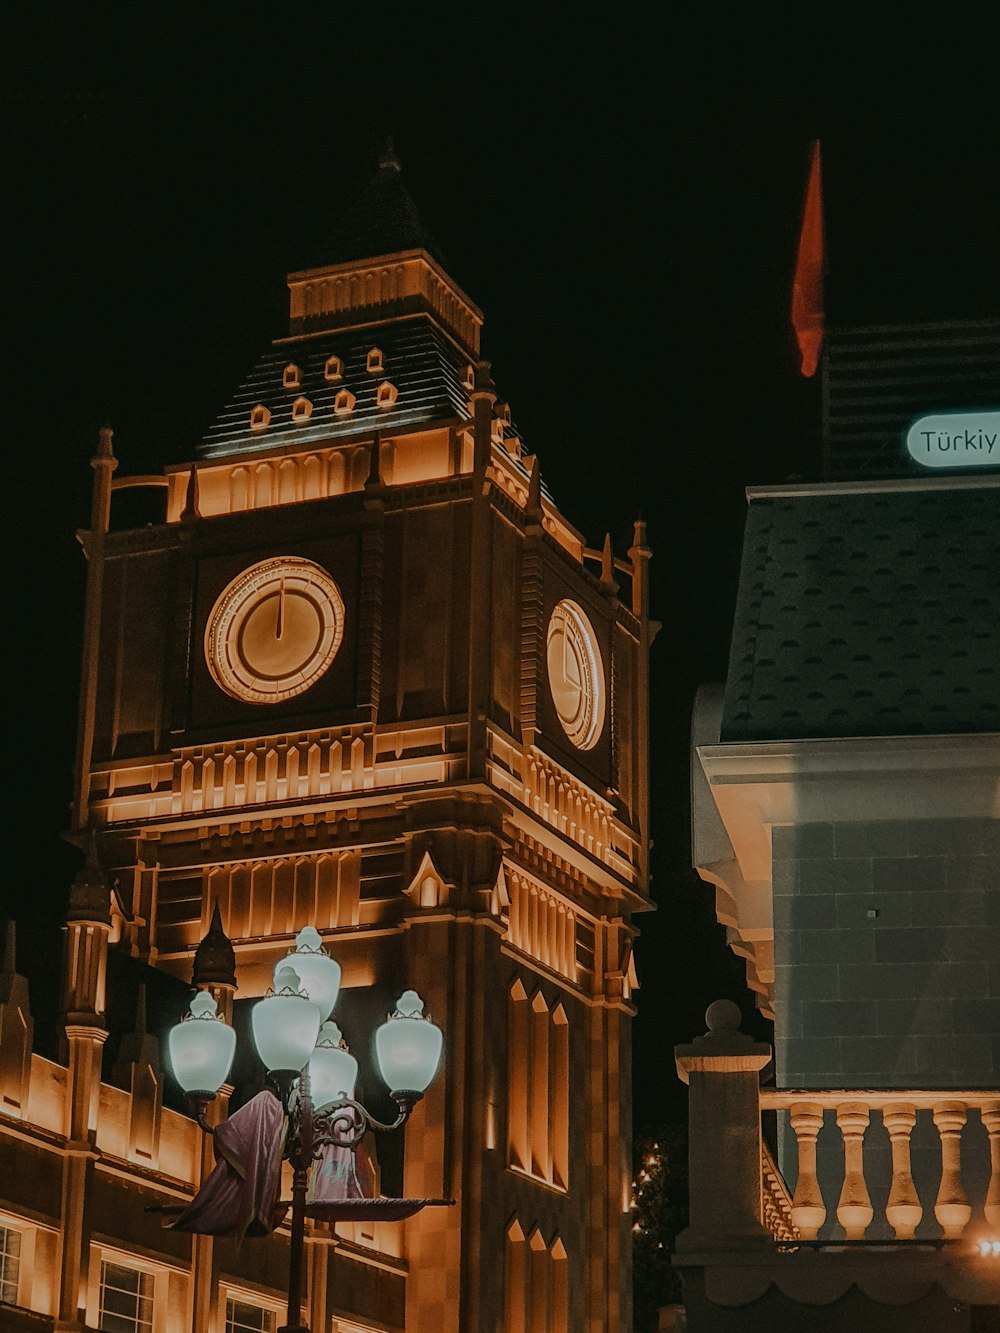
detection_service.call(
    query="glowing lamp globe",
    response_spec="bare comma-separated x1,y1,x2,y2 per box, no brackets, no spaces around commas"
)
309,1022,359,1109
285,926,342,1022
251,964,322,1075
167,992,236,1097
374,991,443,1096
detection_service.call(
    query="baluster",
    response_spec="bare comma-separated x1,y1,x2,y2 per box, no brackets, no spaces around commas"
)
836,1102,873,1240
789,1102,826,1239
883,1103,923,1240
983,1100,1000,1230
932,1101,972,1239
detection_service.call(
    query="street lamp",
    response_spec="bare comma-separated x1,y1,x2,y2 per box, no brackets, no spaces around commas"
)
165,924,445,1333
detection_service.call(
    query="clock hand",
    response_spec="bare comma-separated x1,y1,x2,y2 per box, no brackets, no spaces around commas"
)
276,575,285,641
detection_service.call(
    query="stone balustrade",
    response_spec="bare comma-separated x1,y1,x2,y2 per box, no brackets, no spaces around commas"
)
760,1089,1000,1243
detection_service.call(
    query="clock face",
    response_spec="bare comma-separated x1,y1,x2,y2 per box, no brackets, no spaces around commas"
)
205,556,345,704
546,599,605,750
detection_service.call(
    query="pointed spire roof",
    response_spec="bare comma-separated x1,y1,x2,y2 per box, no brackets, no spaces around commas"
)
297,136,450,272
192,901,237,990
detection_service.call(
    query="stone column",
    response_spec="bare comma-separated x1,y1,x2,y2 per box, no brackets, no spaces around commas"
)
57,854,113,1331
673,1000,772,1252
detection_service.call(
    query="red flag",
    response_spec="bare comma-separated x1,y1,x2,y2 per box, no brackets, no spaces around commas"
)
791,140,825,377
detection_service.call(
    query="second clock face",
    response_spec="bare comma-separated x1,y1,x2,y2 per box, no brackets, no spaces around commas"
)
546,599,606,750
205,556,345,704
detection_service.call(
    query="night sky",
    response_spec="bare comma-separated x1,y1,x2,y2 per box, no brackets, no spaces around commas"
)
5,20,997,1131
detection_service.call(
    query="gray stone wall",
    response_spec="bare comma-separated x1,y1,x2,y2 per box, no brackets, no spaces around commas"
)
772,816,998,1239
773,817,999,1089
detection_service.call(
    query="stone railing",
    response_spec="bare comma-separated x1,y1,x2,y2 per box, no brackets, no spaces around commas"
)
760,1089,1000,1243
672,1003,1000,1319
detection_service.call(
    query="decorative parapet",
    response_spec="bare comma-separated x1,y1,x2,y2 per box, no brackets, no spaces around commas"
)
488,734,639,884
504,866,579,985
673,1007,1000,1312
88,723,469,825
761,1141,797,1242
286,251,483,354
760,1088,1000,1244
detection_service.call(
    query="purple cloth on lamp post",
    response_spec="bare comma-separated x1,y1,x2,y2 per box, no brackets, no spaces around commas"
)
169,1090,287,1239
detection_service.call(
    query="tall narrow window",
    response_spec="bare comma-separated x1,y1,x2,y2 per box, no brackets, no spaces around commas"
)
507,980,569,1190
504,1223,568,1333
550,1238,569,1333
508,980,530,1172
551,1005,569,1189
99,1259,153,1333
529,993,551,1181
226,1296,275,1332
0,1224,21,1303
505,1221,527,1333
528,1228,549,1333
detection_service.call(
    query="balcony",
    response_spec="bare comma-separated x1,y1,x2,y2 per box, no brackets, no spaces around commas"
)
671,1002,1000,1329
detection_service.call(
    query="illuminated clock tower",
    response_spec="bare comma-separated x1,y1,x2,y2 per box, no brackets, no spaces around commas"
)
71,145,654,1332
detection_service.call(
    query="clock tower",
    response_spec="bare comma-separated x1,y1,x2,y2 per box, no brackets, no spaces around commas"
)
70,144,654,1332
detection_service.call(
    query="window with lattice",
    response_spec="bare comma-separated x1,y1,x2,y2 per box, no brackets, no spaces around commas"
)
0,1224,20,1304
226,1295,275,1332
98,1259,153,1333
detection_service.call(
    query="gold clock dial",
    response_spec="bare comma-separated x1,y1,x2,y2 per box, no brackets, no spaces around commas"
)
546,599,605,750
205,557,345,704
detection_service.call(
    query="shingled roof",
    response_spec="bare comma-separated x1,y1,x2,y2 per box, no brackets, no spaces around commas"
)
200,317,471,459
294,139,450,272
719,477,1000,742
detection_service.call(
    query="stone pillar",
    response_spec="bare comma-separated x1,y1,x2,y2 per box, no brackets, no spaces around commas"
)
189,902,238,1331
673,1000,772,1252
57,853,113,1332
0,921,34,1118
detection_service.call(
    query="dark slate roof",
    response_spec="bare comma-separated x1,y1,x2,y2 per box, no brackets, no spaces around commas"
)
720,480,1000,742
198,314,533,480
200,316,473,459
293,141,450,273
822,320,1000,481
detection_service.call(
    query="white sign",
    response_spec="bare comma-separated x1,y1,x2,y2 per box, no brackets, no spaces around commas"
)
906,411,1000,468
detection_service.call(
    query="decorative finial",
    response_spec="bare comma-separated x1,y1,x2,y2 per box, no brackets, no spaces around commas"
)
600,533,618,592
473,359,496,396
181,465,201,524
67,836,112,925
192,901,236,990
379,136,401,173
525,453,542,520
366,433,384,489
705,999,742,1035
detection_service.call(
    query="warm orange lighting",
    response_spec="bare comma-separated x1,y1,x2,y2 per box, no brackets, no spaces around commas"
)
791,139,825,378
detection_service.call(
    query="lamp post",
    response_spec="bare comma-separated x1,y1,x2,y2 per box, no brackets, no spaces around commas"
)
166,924,444,1333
